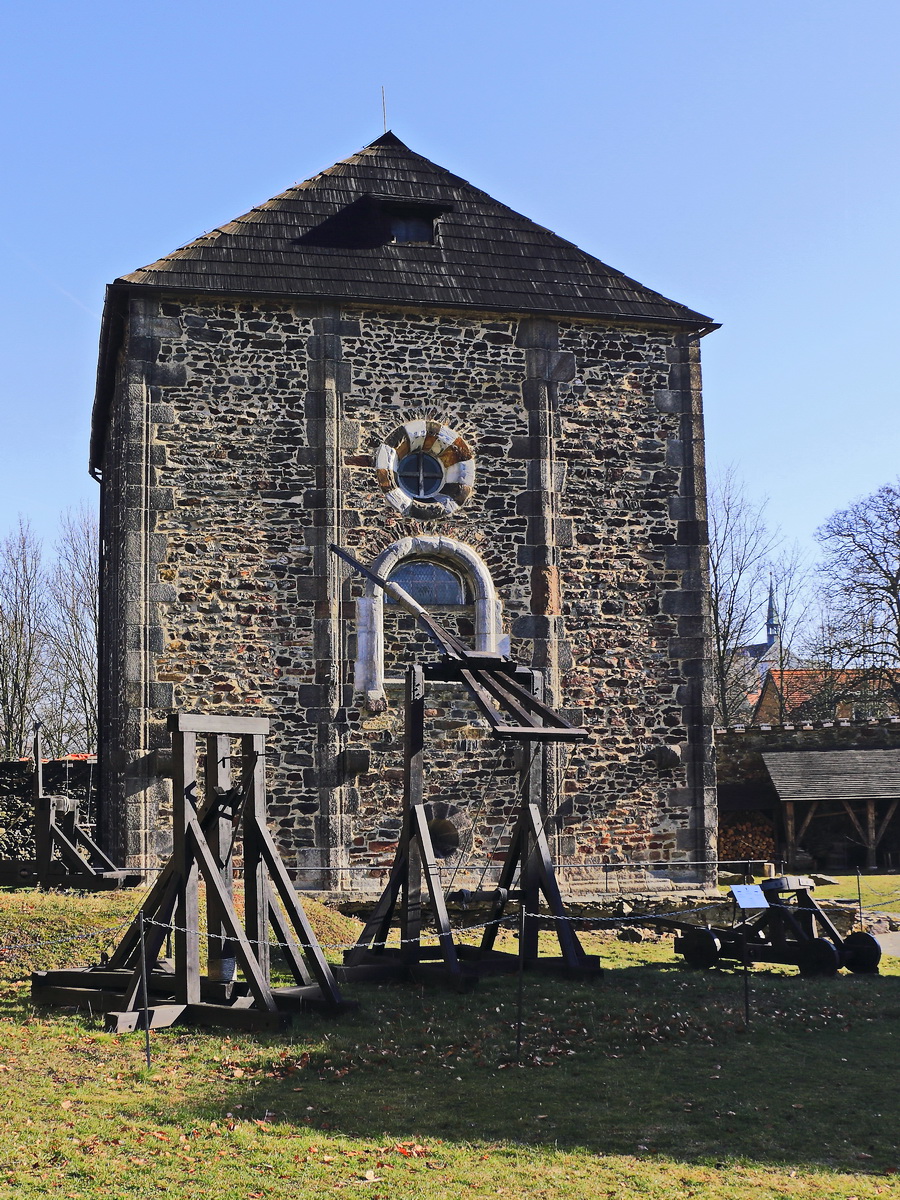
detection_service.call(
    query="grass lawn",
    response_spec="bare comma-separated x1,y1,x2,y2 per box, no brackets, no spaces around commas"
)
0,889,898,1198
816,873,900,917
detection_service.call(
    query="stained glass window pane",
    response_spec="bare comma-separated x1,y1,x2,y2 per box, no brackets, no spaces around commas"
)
387,561,465,606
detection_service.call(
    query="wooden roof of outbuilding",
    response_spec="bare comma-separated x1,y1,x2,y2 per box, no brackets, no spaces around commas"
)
762,750,900,803
115,132,713,326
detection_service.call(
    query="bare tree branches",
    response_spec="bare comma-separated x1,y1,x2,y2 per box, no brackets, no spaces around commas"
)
707,468,780,724
43,507,99,756
0,508,99,759
815,480,900,708
762,542,814,722
0,520,47,759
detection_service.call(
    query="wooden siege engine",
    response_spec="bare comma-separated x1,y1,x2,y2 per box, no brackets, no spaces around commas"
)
332,545,602,988
32,714,353,1031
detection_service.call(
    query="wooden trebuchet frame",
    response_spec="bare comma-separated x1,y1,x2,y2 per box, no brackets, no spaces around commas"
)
32,714,354,1032
0,726,142,890
332,545,601,988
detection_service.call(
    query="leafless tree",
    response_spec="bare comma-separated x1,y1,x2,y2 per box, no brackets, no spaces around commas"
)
0,519,47,759
707,468,780,725
762,541,815,722
0,507,99,760
42,506,99,755
812,480,900,709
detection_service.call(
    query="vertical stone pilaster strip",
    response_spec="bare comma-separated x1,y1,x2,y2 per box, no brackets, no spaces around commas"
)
306,305,349,889
101,295,169,870
665,332,717,881
514,319,576,858
514,317,573,707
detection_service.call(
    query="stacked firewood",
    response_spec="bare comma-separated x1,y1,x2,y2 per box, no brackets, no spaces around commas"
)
718,814,775,862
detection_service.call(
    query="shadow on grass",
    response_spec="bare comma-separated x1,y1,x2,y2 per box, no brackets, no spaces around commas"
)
167,962,900,1177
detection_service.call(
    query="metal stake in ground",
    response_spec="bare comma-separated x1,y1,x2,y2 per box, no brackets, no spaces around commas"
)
138,911,152,1068
515,900,526,1063
728,884,769,1026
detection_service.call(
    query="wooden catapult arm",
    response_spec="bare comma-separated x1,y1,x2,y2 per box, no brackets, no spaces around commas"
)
331,544,588,742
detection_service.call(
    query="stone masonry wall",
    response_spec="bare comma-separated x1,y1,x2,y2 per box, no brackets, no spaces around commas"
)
97,294,714,889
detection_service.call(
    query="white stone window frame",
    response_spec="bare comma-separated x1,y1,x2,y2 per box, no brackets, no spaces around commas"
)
374,419,475,518
355,535,503,711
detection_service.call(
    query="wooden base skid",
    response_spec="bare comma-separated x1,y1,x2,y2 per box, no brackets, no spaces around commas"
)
0,861,143,890
339,946,601,985
32,969,354,1033
339,949,479,992
457,946,603,979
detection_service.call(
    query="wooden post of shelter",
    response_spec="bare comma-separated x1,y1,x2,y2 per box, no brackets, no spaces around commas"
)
866,800,877,870
783,800,796,868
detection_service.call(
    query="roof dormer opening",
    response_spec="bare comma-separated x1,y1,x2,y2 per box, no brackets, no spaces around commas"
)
390,213,434,244
296,195,450,249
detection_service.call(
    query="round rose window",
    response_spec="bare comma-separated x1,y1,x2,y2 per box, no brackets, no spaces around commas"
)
374,419,474,517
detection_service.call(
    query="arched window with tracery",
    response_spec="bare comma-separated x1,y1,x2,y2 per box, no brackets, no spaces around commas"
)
386,560,467,607
354,536,503,711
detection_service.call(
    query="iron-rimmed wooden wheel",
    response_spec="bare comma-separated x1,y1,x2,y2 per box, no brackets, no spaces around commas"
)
681,928,722,970
842,931,882,974
798,937,841,977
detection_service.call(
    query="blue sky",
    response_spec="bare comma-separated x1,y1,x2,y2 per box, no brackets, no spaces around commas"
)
1,0,897,563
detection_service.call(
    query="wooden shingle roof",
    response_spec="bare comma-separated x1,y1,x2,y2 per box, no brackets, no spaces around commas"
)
762,750,900,803
116,132,713,326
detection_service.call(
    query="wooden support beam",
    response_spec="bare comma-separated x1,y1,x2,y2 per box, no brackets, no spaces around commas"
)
242,733,270,985
783,801,796,865
410,805,463,978
205,733,234,983
797,801,820,842
867,799,877,869
840,799,866,843
401,665,425,965
105,1005,187,1033
253,817,344,1006
172,728,201,1005
168,713,270,736
185,816,277,1012
344,855,406,965
875,798,900,849
266,896,314,987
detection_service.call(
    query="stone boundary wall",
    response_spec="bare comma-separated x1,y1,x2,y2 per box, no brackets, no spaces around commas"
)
717,717,900,796
716,718,900,869
0,760,99,860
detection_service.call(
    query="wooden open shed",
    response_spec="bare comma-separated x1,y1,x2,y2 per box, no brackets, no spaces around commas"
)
763,750,900,870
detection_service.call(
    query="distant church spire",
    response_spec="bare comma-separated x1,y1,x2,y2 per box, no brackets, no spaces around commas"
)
766,577,780,646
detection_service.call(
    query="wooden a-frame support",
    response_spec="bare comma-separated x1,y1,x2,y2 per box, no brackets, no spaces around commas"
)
0,726,142,890
32,714,353,1032
344,664,600,988
332,544,598,987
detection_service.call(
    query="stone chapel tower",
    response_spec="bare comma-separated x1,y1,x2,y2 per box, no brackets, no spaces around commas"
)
89,133,719,889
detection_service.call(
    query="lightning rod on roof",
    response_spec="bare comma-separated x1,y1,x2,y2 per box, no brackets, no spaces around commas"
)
381,86,387,133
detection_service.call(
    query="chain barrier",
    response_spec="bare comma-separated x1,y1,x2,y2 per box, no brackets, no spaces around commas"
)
0,877,893,959
0,899,728,960
0,916,134,956
132,902,728,956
